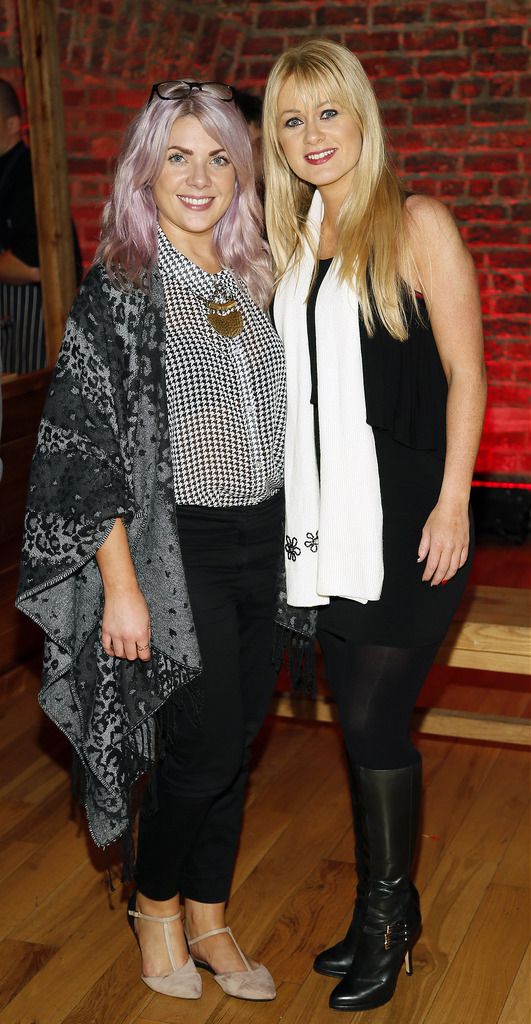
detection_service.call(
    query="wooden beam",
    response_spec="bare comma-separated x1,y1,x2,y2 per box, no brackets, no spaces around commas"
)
451,584,530,628
272,694,531,747
436,584,530,675
436,643,529,676
17,0,76,367
413,706,531,747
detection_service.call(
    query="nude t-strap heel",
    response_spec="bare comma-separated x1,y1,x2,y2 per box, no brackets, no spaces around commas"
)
127,892,202,999
186,924,276,1001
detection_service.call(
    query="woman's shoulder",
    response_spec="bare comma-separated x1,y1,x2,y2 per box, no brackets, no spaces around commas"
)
403,193,471,296
62,265,160,375
76,261,156,320
404,193,458,241
74,261,121,310
403,194,468,262
81,260,147,297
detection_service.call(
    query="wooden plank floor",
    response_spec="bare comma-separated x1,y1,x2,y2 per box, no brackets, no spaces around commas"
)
0,677,529,1024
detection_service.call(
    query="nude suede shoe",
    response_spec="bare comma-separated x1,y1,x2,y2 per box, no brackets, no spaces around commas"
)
127,892,202,999
186,924,276,1000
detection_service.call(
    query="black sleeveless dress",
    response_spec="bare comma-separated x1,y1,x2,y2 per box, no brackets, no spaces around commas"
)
308,259,473,647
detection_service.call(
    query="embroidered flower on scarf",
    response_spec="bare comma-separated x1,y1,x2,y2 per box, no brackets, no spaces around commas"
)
285,535,301,562
304,530,319,553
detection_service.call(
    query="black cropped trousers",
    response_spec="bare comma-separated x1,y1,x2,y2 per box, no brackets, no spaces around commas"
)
135,490,283,904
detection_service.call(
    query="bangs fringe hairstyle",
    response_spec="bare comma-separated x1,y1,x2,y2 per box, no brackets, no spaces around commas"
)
263,39,418,339
97,90,272,308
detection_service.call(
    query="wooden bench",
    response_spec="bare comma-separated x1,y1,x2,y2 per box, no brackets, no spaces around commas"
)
273,583,531,747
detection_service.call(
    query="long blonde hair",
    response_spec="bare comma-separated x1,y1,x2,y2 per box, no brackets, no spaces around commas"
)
263,39,416,339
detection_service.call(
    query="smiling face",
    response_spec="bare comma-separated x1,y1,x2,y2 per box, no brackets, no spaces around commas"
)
152,114,236,253
276,76,363,205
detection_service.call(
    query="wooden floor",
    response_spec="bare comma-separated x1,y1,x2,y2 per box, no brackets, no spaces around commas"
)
0,673,529,1024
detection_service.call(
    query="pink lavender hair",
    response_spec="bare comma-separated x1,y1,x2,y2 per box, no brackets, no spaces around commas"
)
96,89,272,307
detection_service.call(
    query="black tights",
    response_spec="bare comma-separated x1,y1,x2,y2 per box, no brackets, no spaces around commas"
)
317,629,439,770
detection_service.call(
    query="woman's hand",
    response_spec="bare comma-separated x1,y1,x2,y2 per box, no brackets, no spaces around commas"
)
101,584,151,661
96,518,151,660
417,502,469,586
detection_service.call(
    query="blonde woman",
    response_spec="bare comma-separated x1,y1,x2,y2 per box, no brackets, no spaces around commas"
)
263,40,486,1012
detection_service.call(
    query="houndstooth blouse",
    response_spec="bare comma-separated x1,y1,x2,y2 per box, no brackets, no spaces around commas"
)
158,229,286,507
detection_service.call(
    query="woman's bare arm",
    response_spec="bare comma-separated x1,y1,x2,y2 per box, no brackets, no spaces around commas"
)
95,518,151,660
0,250,40,284
405,195,487,586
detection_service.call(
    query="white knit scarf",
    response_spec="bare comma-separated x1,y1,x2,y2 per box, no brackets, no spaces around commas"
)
273,190,384,608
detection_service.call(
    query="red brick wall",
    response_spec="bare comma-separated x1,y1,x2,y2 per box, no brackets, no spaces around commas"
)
1,0,529,477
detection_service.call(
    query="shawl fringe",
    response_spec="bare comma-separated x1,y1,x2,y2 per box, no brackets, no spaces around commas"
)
273,621,316,697
73,668,204,889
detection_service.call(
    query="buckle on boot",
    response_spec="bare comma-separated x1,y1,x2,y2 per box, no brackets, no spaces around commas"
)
384,921,407,950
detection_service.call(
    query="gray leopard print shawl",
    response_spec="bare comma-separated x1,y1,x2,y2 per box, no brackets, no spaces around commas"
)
16,261,316,854
16,263,203,850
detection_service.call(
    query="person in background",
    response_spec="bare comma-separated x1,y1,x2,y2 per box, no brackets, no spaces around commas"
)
0,80,42,374
233,88,264,193
0,79,81,374
17,79,285,1003
263,39,486,1013
0,350,3,480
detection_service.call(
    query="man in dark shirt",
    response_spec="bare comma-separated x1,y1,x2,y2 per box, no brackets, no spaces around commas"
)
0,80,44,373
0,80,81,374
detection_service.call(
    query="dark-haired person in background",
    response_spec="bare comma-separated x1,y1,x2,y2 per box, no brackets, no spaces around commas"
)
0,79,81,374
233,88,264,194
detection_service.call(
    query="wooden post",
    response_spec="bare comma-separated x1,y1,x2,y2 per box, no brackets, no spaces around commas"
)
17,0,76,367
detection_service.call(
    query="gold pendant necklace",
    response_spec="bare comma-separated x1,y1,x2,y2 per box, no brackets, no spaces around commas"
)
205,297,244,339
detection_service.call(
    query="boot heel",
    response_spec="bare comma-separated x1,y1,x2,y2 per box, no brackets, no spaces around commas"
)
328,762,423,1012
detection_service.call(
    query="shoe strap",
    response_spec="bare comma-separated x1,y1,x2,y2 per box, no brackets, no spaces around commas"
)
186,925,228,945
128,908,181,924
187,925,251,972
129,907,182,972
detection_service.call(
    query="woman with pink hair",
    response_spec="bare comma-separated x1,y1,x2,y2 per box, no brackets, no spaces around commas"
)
17,82,284,1002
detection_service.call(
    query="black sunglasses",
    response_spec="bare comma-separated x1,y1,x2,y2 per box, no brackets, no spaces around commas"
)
148,81,234,106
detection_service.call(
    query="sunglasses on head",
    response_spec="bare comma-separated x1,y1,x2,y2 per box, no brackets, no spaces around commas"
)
148,81,234,106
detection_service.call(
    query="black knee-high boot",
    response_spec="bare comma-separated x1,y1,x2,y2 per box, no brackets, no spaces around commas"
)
313,762,368,977
329,759,422,1012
